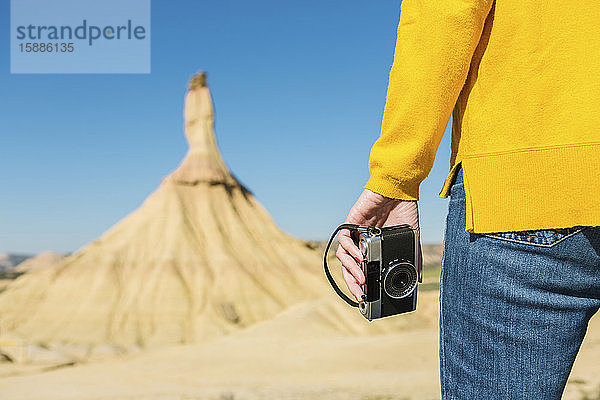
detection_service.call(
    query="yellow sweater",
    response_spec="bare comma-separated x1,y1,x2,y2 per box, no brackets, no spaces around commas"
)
365,0,600,233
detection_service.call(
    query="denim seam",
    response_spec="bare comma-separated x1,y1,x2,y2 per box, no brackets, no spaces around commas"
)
483,227,586,248
439,205,449,398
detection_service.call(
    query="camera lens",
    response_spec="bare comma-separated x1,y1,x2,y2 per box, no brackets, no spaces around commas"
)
383,262,417,299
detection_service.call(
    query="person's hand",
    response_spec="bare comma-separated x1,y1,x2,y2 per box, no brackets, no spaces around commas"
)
335,188,420,302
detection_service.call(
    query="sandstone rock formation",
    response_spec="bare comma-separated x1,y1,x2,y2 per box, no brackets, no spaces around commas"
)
0,73,325,347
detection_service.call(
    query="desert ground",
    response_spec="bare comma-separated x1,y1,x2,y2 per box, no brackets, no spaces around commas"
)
1,285,598,400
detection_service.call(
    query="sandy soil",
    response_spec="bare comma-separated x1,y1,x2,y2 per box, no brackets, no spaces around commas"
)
1,290,598,400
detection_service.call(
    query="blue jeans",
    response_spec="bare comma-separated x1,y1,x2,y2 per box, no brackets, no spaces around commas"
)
440,163,600,399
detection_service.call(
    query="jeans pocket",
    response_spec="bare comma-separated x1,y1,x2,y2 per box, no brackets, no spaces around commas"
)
482,226,587,247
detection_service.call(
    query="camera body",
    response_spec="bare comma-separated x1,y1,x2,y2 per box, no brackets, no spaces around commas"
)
356,225,420,321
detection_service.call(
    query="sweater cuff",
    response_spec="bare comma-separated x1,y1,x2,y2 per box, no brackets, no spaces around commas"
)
364,174,420,201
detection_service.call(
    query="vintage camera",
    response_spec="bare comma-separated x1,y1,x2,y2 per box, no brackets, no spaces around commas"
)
355,225,420,320
323,224,421,321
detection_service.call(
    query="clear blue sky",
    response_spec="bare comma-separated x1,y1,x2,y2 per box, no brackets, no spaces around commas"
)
0,0,453,254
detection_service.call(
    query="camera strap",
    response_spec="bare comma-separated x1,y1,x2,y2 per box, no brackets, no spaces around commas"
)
323,223,365,308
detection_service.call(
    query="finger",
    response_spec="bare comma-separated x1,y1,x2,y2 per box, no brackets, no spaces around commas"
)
336,247,365,284
342,265,364,301
337,229,363,263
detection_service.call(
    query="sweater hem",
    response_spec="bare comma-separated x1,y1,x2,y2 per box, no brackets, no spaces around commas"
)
439,143,600,233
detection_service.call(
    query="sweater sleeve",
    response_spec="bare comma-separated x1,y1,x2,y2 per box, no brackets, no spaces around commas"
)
365,0,494,200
